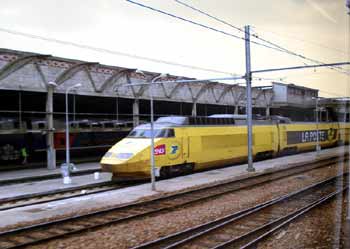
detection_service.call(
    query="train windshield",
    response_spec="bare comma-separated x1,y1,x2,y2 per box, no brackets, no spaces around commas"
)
127,128,174,138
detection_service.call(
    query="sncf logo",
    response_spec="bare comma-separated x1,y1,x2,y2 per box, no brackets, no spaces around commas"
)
154,144,166,156
171,145,179,154
168,143,181,160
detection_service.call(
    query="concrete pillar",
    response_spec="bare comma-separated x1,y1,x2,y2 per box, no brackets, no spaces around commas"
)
266,106,270,117
234,105,239,114
133,99,140,127
192,102,197,117
46,86,56,169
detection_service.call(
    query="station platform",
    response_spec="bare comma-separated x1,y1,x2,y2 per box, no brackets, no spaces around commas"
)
0,162,101,185
1,146,349,230
0,172,112,200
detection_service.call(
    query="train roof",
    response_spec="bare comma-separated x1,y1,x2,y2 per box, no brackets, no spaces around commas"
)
133,115,292,129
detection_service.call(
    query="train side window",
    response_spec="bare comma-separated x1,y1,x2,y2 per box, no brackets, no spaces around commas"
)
165,129,175,137
155,129,166,138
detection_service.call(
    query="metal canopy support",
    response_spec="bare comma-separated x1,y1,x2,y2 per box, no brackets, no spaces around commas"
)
0,54,50,83
193,84,209,103
168,82,182,98
55,62,98,86
127,72,138,98
217,85,235,103
100,69,132,93
245,25,255,172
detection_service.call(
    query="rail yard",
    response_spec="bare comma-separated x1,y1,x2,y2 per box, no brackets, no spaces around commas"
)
1,1,350,248
0,146,348,248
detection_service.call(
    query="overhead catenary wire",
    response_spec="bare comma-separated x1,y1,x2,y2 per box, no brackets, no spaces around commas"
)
251,26,349,57
250,28,350,75
172,0,349,75
173,0,299,55
125,0,301,54
0,27,237,76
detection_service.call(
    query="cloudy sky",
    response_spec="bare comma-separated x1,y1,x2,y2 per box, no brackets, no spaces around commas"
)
0,0,349,97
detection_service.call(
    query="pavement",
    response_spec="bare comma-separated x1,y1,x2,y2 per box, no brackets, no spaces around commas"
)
0,146,348,229
0,162,101,184
0,172,112,200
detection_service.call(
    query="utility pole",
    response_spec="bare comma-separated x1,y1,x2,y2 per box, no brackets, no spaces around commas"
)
245,25,255,172
345,0,350,223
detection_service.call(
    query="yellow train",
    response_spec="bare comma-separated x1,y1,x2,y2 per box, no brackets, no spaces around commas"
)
100,115,350,179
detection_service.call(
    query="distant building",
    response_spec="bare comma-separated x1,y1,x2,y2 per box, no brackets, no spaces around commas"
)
272,82,318,108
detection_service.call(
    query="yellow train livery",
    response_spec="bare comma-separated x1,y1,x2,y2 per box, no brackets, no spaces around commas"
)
100,115,349,179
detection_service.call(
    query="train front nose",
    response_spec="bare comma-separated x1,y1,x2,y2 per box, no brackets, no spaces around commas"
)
100,151,134,170
100,138,152,177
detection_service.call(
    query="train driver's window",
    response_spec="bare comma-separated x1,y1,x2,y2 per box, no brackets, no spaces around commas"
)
165,129,175,137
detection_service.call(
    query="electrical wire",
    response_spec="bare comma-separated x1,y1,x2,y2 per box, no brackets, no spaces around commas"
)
252,26,349,57
125,0,300,54
172,0,349,75
0,27,237,76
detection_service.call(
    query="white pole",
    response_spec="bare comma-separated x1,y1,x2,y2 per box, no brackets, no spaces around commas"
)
345,0,350,221
63,83,81,184
149,74,166,191
134,70,167,191
150,78,156,191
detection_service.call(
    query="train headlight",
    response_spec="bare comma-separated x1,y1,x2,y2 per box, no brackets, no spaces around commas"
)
103,151,113,158
116,153,134,160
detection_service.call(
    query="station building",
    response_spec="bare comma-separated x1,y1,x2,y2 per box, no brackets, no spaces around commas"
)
0,48,348,168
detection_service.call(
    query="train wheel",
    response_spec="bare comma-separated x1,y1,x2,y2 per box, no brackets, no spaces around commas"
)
184,163,194,175
160,166,171,179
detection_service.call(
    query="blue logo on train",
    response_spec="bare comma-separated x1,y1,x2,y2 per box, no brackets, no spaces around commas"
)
171,145,179,154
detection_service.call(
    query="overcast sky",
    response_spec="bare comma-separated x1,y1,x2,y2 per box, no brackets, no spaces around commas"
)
0,0,349,97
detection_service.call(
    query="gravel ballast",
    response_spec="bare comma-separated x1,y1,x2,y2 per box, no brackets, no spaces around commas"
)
27,162,348,249
258,192,349,249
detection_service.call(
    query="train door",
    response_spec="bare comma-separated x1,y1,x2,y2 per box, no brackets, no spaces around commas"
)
182,130,189,161
277,123,287,154
275,122,281,153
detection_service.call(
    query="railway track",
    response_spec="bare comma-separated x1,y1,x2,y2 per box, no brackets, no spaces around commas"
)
0,180,140,211
0,156,346,249
134,173,349,249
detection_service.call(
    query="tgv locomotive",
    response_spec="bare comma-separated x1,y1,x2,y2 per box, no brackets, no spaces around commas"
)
100,115,349,179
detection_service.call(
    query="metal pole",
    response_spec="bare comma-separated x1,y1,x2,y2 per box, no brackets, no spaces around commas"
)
315,98,320,152
150,79,156,191
149,74,167,191
63,83,81,184
252,62,350,74
245,25,255,172
346,0,350,222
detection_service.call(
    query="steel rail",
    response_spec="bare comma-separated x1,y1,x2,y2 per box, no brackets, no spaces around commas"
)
238,188,347,249
146,173,348,249
0,156,346,249
0,180,140,211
